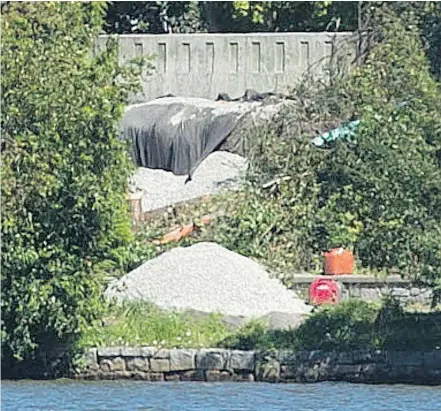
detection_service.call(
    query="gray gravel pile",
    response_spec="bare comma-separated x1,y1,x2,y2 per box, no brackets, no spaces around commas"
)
129,151,247,213
105,242,311,318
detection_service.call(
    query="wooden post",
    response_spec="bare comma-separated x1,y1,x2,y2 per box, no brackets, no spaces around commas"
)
128,192,143,227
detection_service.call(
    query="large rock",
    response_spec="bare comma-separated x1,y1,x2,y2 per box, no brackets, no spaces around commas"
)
99,357,126,372
121,347,154,357
170,349,196,371
97,347,123,357
256,358,280,382
126,358,150,372
84,348,98,372
196,349,228,370
228,350,255,371
150,358,170,373
149,349,171,372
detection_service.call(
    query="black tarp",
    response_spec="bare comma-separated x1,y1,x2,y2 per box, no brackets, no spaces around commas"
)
120,92,281,178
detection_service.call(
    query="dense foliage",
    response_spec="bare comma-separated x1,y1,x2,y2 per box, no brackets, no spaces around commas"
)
220,300,441,352
346,18,438,281
316,12,441,283
1,2,144,363
106,1,206,34
105,1,358,34
195,7,441,285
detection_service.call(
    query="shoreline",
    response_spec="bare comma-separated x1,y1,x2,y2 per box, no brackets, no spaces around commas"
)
5,347,440,386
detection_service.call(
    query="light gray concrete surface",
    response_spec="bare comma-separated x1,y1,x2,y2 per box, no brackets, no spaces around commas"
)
96,32,356,102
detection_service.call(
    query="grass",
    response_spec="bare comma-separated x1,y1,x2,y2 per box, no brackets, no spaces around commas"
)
78,301,234,349
78,299,441,353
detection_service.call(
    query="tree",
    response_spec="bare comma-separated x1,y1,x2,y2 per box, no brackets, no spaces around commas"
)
228,1,358,32
104,1,359,34
208,5,441,286
357,2,441,81
316,8,441,284
105,1,207,34
1,2,144,365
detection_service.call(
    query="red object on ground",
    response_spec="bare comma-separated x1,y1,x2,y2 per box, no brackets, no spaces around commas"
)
159,214,215,245
309,278,341,305
323,248,354,275
160,223,195,245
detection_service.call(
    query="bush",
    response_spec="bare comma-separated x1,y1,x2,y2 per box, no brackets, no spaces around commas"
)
1,2,144,363
217,320,273,351
374,298,441,350
218,300,378,351
367,2,441,82
209,7,441,286
316,14,441,284
292,300,379,351
220,299,441,352
207,92,336,274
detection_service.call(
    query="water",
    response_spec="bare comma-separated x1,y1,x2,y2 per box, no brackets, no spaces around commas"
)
2,380,441,411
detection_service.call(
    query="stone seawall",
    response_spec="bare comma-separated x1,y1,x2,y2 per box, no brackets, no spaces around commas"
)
75,347,441,385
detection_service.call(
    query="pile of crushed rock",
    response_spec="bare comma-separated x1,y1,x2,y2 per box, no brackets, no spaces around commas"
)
105,242,311,320
129,151,247,213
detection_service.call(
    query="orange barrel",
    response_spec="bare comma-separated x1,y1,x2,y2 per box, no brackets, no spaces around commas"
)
323,248,354,275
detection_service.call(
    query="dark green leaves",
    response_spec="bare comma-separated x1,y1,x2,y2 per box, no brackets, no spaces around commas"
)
1,2,144,364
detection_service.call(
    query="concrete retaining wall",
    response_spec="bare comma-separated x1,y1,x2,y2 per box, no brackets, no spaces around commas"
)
96,32,356,102
289,275,434,306
75,347,441,385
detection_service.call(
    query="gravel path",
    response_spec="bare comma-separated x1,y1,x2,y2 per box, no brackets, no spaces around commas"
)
105,242,311,318
129,152,247,213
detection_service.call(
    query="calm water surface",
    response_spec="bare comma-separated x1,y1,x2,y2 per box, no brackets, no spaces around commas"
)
2,380,441,411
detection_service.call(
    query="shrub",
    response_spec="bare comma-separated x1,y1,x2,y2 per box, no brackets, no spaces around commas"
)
316,14,441,284
1,2,144,363
218,300,377,351
209,7,441,286
364,2,441,82
217,320,273,351
220,299,441,352
207,94,336,274
374,298,441,350
292,300,379,351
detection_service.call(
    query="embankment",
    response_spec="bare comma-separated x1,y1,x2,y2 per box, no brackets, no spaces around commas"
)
70,347,441,385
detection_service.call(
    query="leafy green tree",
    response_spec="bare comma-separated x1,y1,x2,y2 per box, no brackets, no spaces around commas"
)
105,1,207,34
104,1,359,34
1,2,144,364
356,2,441,81
316,10,441,283
209,5,441,286
229,1,358,32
